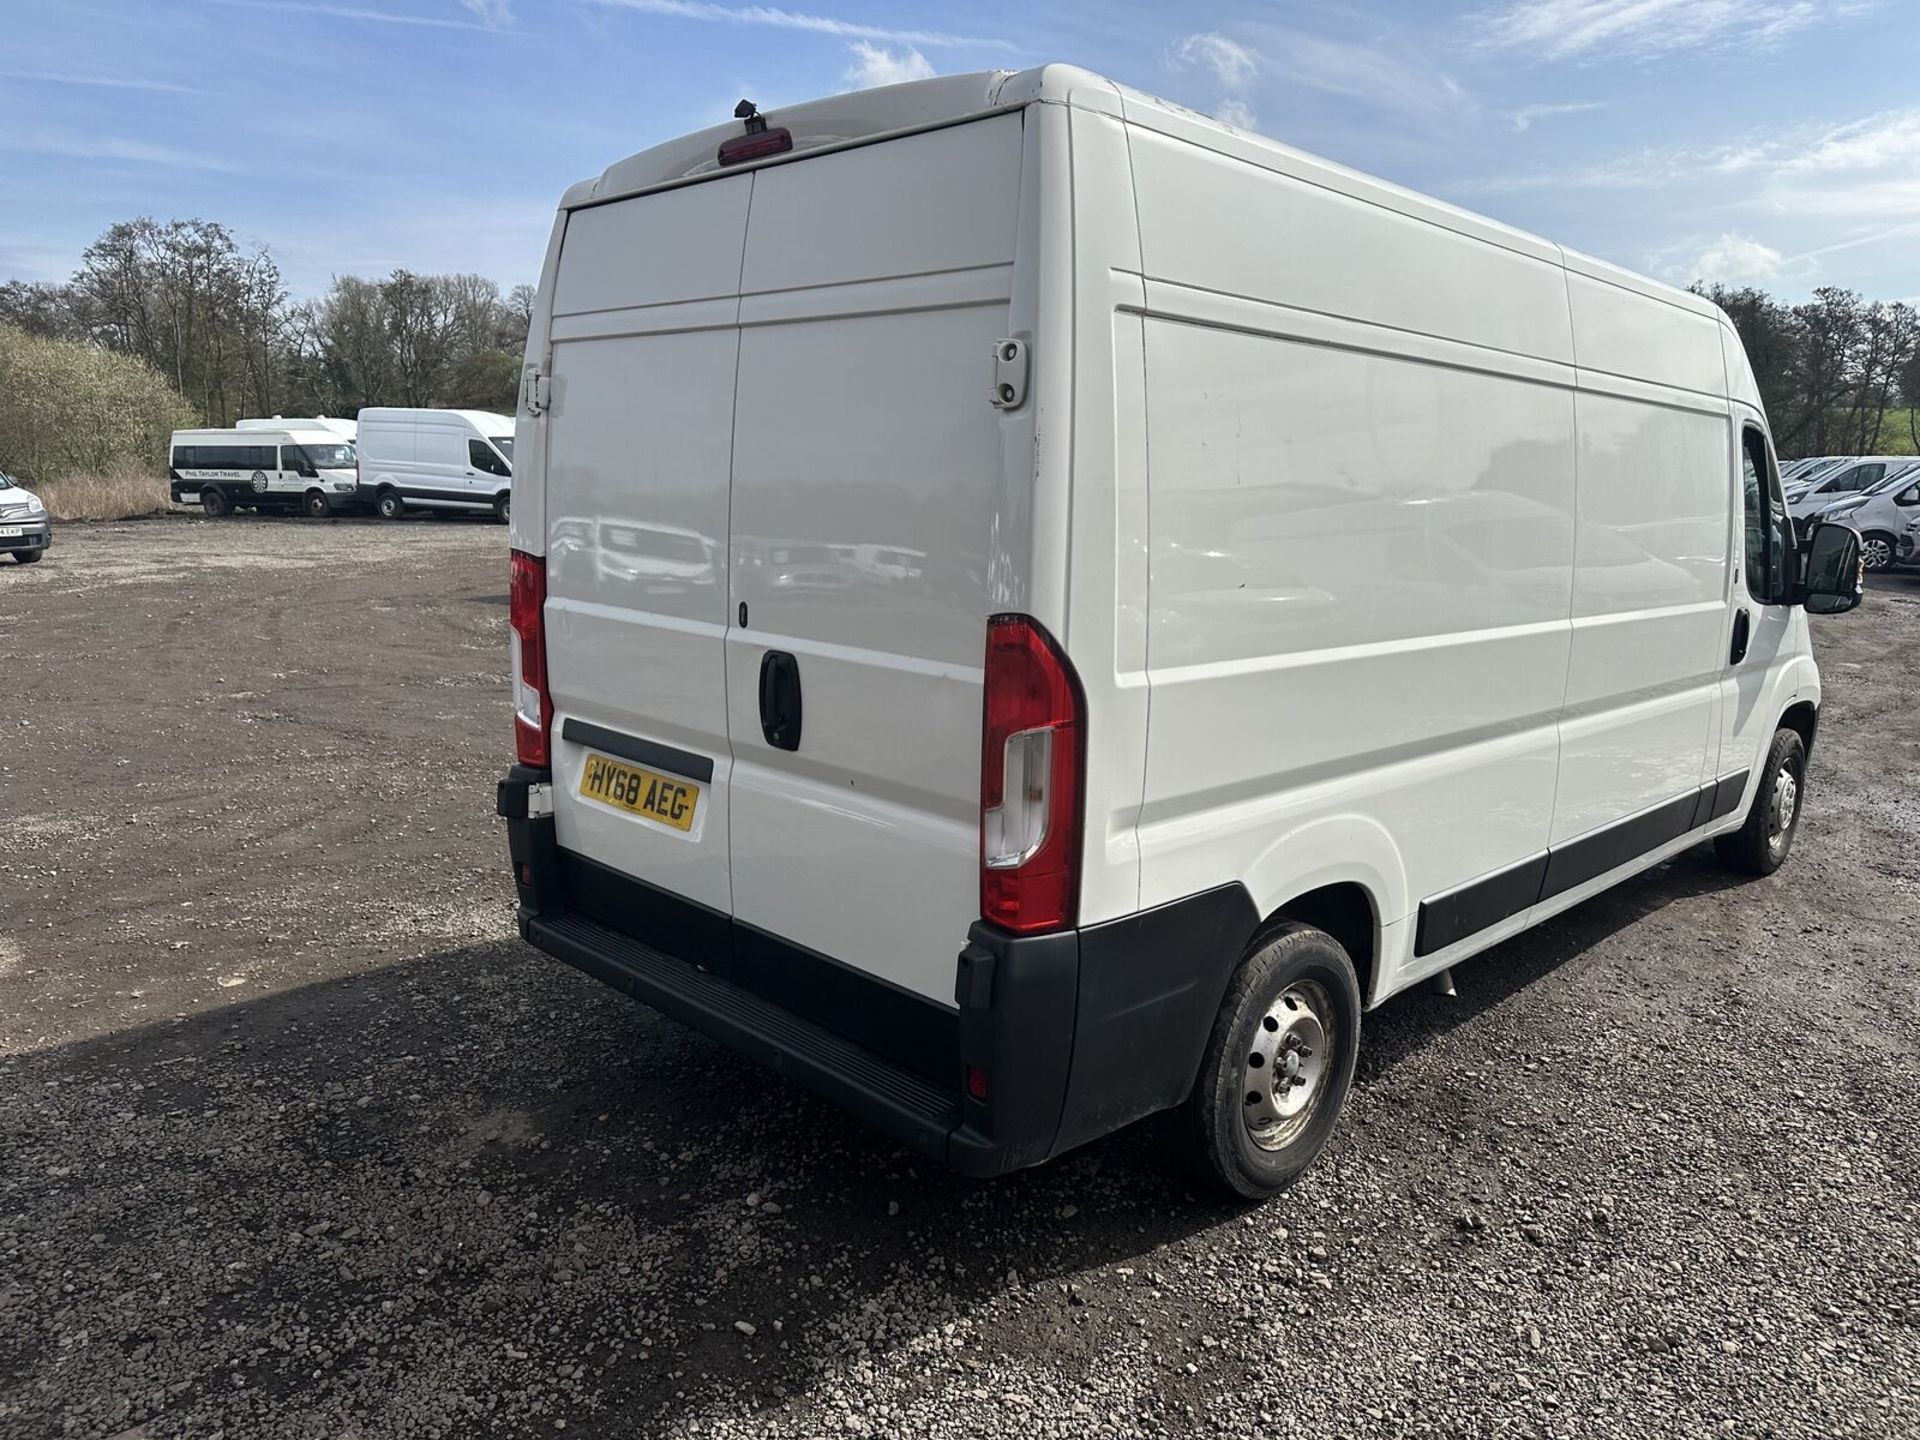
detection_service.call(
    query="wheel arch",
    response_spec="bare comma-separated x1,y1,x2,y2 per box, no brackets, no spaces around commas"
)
1779,698,1818,758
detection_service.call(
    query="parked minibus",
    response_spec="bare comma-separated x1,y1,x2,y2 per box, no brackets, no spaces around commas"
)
169,426,360,517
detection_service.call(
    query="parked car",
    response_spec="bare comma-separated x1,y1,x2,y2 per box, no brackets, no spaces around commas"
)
1787,456,1914,521
1806,463,1920,570
356,409,514,521
169,426,361,517
1897,515,1920,567
495,63,1863,1199
1780,456,1853,487
0,469,51,563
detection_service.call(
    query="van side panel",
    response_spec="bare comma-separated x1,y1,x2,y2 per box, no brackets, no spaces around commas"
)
1136,320,1576,924
1551,386,1729,842
1124,123,1578,967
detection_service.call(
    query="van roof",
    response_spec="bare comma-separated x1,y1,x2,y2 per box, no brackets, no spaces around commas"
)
171,426,346,444
565,62,1719,327
358,408,513,430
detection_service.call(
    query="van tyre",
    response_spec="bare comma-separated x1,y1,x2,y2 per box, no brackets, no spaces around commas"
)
375,489,404,520
1716,727,1807,877
494,493,511,524
14,549,43,564
1180,921,1361,1199
303,490,331,519
202,488,230,518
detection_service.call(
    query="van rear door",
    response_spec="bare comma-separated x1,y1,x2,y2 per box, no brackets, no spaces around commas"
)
724,114,1025,1004
541,177,751,916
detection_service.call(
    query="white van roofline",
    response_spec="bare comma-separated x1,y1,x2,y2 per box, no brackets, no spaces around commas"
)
358,408,513,431
564,62,1719,327
170,426,344,444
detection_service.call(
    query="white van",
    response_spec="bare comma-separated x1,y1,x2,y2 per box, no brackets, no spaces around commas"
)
494,66,1864,1196
356,408,514,521
169,426,360,517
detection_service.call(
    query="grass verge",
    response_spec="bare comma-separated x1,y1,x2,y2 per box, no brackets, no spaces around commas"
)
33,465,174,522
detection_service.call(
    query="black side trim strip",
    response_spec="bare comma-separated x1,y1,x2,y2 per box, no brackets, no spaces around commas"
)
1710,768,1750,822
1414,854,1549,957
1413,770,1753,956
1539,791,1697,901
560,719,715,784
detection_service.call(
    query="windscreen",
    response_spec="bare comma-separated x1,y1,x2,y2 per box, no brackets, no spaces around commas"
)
298,442,356,469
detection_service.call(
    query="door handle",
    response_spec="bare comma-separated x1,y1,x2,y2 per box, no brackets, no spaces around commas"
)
758,650,802,751
1729,609,1751,665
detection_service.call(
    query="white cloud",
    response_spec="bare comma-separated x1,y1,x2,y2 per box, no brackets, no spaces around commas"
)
0,128,242,171
844,42,935,90
1214,98,1257,131
1253,28,1471,118
586,0,1003,48
1176,32,1258,92
1786,109,1920,173
1510,100,1604,132
207,0,501,30
1478,0,1874,61
1688,233,1786,284
0,70,205,95
459,0,512,24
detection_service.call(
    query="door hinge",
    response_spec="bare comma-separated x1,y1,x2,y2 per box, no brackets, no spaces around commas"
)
523,366,551,416
989,338,1027,411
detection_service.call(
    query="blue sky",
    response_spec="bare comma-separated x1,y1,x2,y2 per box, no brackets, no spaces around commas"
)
3,0,1918,304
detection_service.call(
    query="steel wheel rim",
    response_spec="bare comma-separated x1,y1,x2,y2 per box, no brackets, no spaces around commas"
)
1242,979,1334,1152
1768,763,1799,853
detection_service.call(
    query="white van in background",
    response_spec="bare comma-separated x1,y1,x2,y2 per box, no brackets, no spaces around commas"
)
495,66,1864,1198
356,409,514,521
169,426,361,517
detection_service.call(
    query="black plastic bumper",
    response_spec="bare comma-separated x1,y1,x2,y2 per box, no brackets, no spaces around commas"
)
498,767,1258,1177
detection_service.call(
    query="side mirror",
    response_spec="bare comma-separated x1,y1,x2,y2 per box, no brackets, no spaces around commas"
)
1800,521,1863,615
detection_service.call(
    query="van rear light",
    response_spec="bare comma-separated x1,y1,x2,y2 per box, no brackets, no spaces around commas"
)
980,615,1084,934
509,549,552,767
718,126,792,166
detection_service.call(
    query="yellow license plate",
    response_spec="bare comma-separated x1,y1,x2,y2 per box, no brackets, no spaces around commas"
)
578,752,700,832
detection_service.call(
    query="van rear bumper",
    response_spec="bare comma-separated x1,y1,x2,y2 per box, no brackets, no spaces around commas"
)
498,767,1259,1177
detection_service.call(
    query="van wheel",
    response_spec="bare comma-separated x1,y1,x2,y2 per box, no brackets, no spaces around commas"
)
1179,922,1361,1199
202,488,230,518
494,493,511,524
1859,532,1894,572
303,490,331,519
15,549,43,564
1716,728,1807,876
375,489,404,520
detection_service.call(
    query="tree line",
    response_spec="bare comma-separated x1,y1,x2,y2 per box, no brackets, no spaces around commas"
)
1693,283,1919,458
2,215,1915,487
0,216,532,430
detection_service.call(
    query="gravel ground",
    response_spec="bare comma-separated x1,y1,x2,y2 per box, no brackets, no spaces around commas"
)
2,517,1917,1440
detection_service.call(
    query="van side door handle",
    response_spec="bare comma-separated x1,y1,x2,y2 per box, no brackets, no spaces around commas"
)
1729,608,1751,665
758,650,802,751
